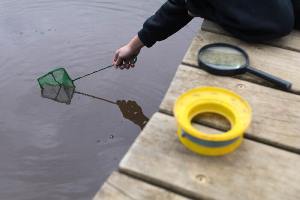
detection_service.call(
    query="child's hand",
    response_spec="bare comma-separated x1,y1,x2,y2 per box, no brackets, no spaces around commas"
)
113,35,144,69
113,45,139,69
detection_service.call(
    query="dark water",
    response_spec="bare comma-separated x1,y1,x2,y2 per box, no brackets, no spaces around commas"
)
0,1,200,199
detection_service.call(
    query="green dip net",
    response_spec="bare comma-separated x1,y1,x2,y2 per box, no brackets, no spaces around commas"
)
37,58,136,104
37,68,75,104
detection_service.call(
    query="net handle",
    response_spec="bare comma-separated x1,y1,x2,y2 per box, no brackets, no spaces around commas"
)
73,65,113,81
73,57,137,81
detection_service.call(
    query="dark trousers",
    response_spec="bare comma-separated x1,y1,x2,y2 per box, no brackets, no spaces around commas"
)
187,0,295,42
138,0,296,47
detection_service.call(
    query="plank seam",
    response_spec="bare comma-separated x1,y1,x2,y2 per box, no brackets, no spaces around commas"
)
118,168,200,200
180,61,300,95
106,181,138,200
158,109,300,155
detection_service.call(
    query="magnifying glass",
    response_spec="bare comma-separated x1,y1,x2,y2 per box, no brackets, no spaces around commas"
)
197,43,292,90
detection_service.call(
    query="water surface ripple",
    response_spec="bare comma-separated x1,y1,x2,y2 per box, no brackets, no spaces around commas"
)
0,0,200,199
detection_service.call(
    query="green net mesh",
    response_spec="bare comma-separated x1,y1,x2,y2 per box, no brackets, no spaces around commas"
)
37,68,75,104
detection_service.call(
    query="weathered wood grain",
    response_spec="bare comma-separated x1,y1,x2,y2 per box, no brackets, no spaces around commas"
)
201,20,300,52
120,112,300,200
93,172,191,200
160,64,300,153
182,30,300,93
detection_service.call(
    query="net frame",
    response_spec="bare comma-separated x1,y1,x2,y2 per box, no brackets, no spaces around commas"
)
37,68,75,104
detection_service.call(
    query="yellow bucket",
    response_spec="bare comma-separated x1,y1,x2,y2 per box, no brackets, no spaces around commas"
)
174,87,252,156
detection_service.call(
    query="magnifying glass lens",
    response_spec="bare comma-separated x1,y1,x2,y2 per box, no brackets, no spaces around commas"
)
197,43,292,90
199,46,247,70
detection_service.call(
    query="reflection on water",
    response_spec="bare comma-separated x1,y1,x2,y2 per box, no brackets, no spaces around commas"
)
38,62,149,130
75,91,116,105
74,91,149,130
0,0,199,199
116,100,149,129
38,74,149,129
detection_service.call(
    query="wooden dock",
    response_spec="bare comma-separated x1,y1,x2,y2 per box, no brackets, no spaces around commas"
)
93,21,300,200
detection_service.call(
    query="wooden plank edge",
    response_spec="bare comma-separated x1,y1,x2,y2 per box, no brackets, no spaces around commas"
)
181,57,300,95
118,168,205,200
158,107,300,155
201,20,300,53
119,112,300,200
93,171,193,200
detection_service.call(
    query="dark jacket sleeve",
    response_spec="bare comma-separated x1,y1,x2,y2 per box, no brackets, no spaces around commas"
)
138,0,193,47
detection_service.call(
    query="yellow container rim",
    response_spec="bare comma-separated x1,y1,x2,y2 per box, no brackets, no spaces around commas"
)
174,87,252,142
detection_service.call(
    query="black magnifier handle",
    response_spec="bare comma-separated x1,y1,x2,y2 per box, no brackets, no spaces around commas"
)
246,66,292,90
132,56,137,64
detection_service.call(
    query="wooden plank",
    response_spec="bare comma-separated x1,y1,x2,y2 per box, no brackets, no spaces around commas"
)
160,64,300,153
120,112,300,200
201,20,300,52
93,172,191,200
182,30,300,94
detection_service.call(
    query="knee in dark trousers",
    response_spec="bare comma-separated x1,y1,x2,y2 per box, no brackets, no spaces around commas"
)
212,0,295,42
292,0,300,29
271,7,294,38
249,0,295,41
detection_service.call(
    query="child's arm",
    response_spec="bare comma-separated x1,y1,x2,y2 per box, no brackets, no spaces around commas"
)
113,0,193,69
138,0,193,47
